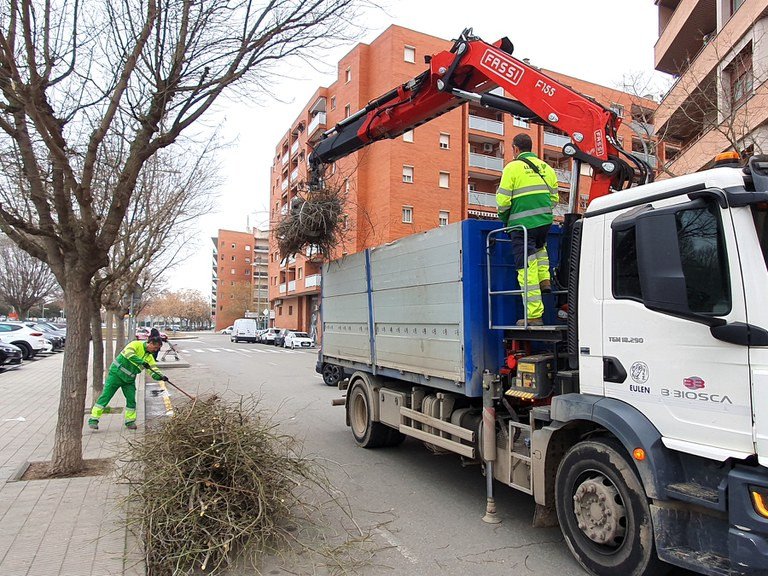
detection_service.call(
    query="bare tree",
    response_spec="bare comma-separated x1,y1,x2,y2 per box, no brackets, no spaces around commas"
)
0,0,372,474
0,235,60,319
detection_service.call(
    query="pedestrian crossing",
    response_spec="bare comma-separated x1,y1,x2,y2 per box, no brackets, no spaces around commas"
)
178,346,314,355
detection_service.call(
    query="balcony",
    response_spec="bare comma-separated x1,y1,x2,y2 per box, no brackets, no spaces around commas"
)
468,190,497,208
305,274,321,288
655,0,717,76
280,204,289,215
554,168,572,183
290,140,300,157
468,152,504,172
281,152,289,166
632,152,658,168
290,167,299,182
279,283,287,294
629,120,655,137
308,112,327,141
543,132,571,148
281,179,288,191
469,115,504,136
288,280,296,292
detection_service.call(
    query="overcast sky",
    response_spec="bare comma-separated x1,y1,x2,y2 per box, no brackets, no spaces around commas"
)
168,0,666,295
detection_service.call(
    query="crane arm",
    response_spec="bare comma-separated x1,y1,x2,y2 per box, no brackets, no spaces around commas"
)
309,28,650,205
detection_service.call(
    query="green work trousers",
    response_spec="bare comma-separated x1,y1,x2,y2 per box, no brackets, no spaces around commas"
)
89,372,137,425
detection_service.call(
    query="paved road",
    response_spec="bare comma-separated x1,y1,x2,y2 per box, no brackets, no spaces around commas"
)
164,334,698,576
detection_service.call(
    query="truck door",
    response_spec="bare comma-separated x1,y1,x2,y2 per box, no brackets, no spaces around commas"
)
601,194,753,457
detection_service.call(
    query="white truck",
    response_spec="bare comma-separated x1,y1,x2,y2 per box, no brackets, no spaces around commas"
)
308,29,768,576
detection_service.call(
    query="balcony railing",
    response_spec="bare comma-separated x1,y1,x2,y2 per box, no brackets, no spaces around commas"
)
468,190,497,208
290,140,299,156
288,280,296,292
281,152,289,166
281,178,288,191
280,204,289,215
468,115,504,135
632,152,658,168
279,283,287,294
468,152,504,172
290,167,299,182
543,132,571,148
305,274,321,288
308,112,327,140
554,168,572,183
629,121,655,137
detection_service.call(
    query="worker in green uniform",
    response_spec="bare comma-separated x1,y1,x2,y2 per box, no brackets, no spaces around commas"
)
88,336,167,430
496,133,559,326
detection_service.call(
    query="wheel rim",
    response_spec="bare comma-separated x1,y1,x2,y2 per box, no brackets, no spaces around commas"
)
571,472,627,550
323,365,340,385
350,387,369,437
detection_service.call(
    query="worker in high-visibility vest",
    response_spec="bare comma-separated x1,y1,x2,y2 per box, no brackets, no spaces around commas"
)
496,133,559,326
88,336,166,430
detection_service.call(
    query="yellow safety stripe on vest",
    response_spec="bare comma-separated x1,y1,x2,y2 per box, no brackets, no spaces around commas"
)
507,206,551,224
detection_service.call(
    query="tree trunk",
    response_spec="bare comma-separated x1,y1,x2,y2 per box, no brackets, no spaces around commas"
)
90,298,104,398
50,276,91,475
104,310,115,373
115,308,127,349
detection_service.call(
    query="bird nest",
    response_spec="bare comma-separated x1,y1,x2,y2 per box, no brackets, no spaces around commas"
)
275,187,344,259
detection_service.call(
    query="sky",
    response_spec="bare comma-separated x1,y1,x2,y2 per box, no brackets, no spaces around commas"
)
169,0,667,295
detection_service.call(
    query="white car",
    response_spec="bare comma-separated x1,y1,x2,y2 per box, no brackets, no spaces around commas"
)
284,331,314,349
0,322,48,360
220,326,233,335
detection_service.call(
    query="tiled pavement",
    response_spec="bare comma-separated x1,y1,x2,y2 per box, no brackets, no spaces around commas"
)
0,353,145,576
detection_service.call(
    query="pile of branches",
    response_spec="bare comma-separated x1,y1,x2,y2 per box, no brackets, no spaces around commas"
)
276,185,344,259
119,396,362,575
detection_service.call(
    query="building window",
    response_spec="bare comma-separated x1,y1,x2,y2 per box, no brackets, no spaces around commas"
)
402,206,413,223
403,129,414,143
610,103,624,117
245,245,251,251
344,104,351,118
343,214,349,229
404,45,416,63
345,67,351,83
729,45,753,109
513,116,529,128
245,257,251,264
299,267,303,280
331,162,336,174
731,0,745,15
439,133,450,149
439,210,449,226
289,305,293,315
245,269,250,275
231,268,235,274
403,165,414,183
231,255,236,261
439,172,450,188
231,243,236,249
345,178,350,193
331,96,336,110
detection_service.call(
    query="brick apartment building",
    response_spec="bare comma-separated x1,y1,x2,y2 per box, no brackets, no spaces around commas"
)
211,228,269,331
268,25,658,336
654,0,768,173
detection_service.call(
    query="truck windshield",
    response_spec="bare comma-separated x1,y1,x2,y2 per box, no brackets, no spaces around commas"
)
752,203,768,269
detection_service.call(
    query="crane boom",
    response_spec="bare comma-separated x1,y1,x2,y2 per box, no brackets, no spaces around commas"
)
309,28,650,205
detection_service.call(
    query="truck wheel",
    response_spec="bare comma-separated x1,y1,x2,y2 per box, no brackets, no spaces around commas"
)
322,363,342,387
555,439,668,576
347,380,389,448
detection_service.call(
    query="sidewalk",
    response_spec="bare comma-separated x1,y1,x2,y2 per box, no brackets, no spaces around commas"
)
0,353,146,576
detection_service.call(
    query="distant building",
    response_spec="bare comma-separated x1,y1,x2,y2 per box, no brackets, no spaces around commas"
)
211,228,269,331
269,25,658,334
654,0,766,173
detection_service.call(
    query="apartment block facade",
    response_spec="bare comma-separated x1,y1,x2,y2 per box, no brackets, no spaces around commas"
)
268,25,658,335
654,0,768,173
211,228,269,331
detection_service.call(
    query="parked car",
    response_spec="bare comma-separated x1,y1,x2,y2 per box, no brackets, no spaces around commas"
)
0,322,47,359
231,318,259,343
0,341,23,367
220,325,234,335
315,349,345,387
274,328,290,347
284,331,314,349
24,322,65,351
259,327,281,345
136,327,168,341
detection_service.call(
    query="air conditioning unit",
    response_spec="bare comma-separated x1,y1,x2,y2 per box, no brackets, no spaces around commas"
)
483,143,494,153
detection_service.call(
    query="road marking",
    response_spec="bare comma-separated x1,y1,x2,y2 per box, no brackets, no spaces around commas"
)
206,348,221,352
374,527,418,564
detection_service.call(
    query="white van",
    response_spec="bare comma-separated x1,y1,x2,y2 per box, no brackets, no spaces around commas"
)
231,318,259,343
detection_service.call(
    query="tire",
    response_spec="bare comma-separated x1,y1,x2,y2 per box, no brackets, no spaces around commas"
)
322,363,342,387
347,380,390,448
13,342,32,360
555,438,668,576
